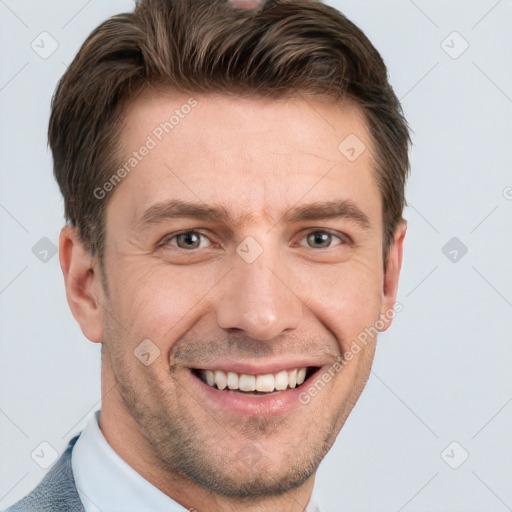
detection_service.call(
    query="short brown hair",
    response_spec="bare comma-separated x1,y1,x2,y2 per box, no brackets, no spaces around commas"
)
49,0,410,265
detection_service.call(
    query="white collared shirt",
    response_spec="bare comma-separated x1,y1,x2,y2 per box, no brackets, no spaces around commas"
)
71,409,320,512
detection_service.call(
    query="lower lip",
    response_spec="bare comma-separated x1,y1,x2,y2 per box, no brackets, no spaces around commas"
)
187,368,322,416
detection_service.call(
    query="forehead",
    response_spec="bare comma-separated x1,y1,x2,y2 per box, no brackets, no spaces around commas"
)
109,89,381,229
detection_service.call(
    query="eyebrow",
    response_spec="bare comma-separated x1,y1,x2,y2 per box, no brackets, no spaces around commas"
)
133,198,371,231
284,200,371,229
133,200,233,231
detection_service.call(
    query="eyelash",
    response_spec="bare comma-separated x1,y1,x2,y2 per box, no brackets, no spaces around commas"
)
159,229,350,250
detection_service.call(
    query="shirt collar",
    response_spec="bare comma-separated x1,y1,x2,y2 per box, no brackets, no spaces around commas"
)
72,409,320,512
72,409,188,512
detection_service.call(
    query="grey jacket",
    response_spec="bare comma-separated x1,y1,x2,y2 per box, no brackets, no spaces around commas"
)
4,435,85,512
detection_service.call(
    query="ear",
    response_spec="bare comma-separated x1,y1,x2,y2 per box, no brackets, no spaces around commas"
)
378,220,407,332
59,225,105,343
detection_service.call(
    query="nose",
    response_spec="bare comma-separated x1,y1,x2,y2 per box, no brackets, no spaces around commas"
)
216,245,303,341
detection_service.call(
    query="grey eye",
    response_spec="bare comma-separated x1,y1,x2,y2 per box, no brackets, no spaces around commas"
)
306,232,334,249
175,231,203,249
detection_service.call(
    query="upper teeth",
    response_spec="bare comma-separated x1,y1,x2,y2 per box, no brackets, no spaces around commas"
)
200,368,308,393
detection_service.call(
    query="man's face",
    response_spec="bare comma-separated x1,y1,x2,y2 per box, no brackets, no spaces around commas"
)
93,91,403,497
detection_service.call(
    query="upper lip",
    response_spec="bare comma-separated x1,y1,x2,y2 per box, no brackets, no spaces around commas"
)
190,358,328,375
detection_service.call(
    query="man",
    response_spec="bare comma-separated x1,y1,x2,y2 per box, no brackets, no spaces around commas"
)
5,0,410,510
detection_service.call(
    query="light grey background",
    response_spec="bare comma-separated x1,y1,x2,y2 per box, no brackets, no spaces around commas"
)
1,1,511,510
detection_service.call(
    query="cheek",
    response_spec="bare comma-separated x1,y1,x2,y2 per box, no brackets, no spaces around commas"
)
106,247,383,353
300,257,383,343
296,257,382,396
108,258,221,344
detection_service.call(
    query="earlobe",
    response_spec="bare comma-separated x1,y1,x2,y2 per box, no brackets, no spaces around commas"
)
59,225,104,343
378,220,407,332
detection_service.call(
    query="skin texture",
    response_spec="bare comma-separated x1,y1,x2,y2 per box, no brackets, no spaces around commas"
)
59,90,406,512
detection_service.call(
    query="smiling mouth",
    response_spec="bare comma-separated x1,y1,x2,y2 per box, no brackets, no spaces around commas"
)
191,367,318,395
